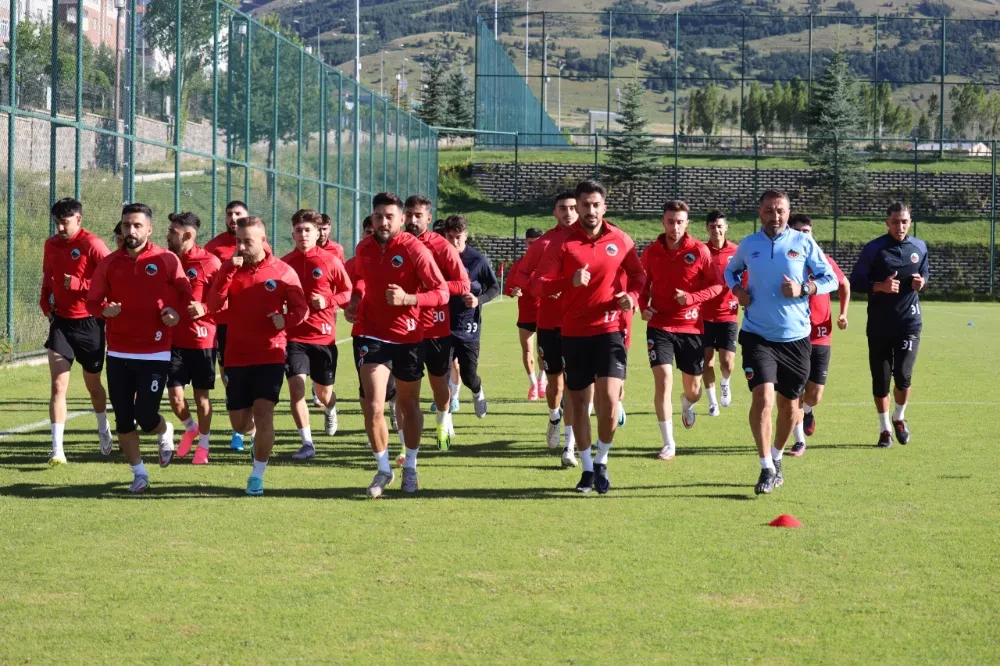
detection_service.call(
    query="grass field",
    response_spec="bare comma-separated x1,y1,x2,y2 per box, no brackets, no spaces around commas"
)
1,300,999,663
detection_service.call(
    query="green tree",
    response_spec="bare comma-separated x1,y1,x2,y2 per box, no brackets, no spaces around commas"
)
730,98,740,133
950,84,987,139
790,78,809,135
603,78,658,212
916,111,931,139
444,67,473,131
417,55,447,127
691,82,725,137
927,92,940,139
806,51,867,190
742,82,765,136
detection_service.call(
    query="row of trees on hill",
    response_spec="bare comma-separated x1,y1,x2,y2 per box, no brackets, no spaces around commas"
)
413,57,474,132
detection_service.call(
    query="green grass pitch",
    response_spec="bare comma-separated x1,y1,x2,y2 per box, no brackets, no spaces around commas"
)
0,300,998,663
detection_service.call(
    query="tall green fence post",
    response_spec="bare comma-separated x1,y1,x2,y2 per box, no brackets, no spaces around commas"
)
939,17,946,159
7,0,17,344
873,14,879,146
593,134,598,178
991,140,996,295
673,12,679,139
74,0,83,198
752,135,759,233
174,0,182,212
242,18,251,201
912,136,919,217
297,47,304,209
833,136,839,255
606,10,612,133
271,34,279,240
513,132,519,243
211,0,219,235
739,14,745,151
49,0,60,227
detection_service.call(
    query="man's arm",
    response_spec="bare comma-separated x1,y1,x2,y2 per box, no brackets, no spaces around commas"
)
724,241,747,290
803,238,837,296
477,259,501,306
437,242,472,296
849,242,878,294
206,259,239,313
536,239,573,298
283,269,310,329
508,240,545,292
328,257,353,309
40,247,53,316
70,237,111,293
620,245,647,309
410,245,448,307
85,257,111,318
684,249,725,305
165,254,194,310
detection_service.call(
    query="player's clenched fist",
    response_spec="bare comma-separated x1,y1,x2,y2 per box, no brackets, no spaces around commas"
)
572,264,591,287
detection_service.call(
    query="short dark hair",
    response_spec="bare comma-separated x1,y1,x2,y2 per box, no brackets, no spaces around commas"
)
759,189,790,205
362,215,374,230
404,194,432,210
121,203,153,220
373,192,404,209
706,210,726,224
887,201,910,216
662,200,690,213
442,215,468,234
320,213,332,227
525,227,543,239
226,200,248,212
51,197,82,220
291,209,323,227
788,213,812,229
575,179,607,199
237,215,266,230
113,222,122,236
168,211,201,229
554,191,576,206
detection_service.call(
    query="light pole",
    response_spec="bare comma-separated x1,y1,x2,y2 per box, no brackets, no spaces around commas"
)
557,60,564,131
354,0,361,244
524,0,529,85
114,0,125,173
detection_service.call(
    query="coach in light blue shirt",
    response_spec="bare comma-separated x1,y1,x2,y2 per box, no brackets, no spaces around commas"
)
723,189,838,496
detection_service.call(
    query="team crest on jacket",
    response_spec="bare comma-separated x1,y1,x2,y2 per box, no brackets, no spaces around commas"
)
606,243,619,257
312,267,324,278
910,252,920,263
264,279,277,291
70,248,81,260
145,263,158,276
683,252,696,264
787,249,800,259
391,255,404,268
186,268,198,279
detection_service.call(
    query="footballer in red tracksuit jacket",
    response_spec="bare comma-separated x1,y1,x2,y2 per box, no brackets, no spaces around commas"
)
410,227,470,378
41,224,111,375
537,219,645,392
166,239,222,397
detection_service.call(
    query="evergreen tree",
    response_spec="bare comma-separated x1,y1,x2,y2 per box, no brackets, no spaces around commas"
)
916,112,931,139
806,51,867,190
417,55,448,127
603,78,658,212
445,67,474,132
742,82,764,137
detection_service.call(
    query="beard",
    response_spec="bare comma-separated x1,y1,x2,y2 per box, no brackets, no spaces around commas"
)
124,235,146,249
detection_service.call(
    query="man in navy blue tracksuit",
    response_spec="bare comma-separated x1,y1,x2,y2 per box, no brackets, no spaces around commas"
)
442,215,500,420
849,201,929,449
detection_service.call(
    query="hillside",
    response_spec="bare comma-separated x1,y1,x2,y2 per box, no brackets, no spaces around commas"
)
254,0,1000,137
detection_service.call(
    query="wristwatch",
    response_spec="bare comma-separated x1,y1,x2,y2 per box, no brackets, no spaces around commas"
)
802,282,814,297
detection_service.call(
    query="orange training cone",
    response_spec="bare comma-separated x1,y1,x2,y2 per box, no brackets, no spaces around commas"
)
769,514,803,528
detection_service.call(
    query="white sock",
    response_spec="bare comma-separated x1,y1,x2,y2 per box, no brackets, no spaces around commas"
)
198,432,210,451
398,429,406,447
403,446,418,469
658,420,674,448
878,411,891,432
182,416,196,431
707,386,718,407
537,369,546,383
474,388,485,401
580,446,594,472
449,379,459,400
528,372,538,388
325,404,337,416
250,459,267,480
435,409,449,425
793,421,805,443
96,411,110,433
681,395,694,412
298,426,312,445
721,376,730,389
803,403,813,415
594,439,612,465
549,407,561,421
771,446,784,462
131,461,147,477
51,423,65,457
892,402,907,421
760,456,775,470
564,425,575,451
588,403,594,417
374,449,391,473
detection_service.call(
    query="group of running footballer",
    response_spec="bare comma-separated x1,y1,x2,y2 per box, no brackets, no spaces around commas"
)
38,178,928,497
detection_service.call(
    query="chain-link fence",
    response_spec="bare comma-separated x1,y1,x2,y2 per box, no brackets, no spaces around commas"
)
441,131,998,294
475,11,1000,150
0,0,438,357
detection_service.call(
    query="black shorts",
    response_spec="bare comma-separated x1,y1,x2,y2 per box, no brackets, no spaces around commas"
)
537,327,564,375
353,338,398,400
355,336,424,383
106,355,169,435
215,324,228,367
809,344,832,386
44,316,105,373
285,340,338,386
702,320,738,353
868,334,920,398
646,329,704,375
167,347,217,390
562,332,628,392
421,336,453,377
739,330,811,400
517,322,537,332
224,363,285,411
